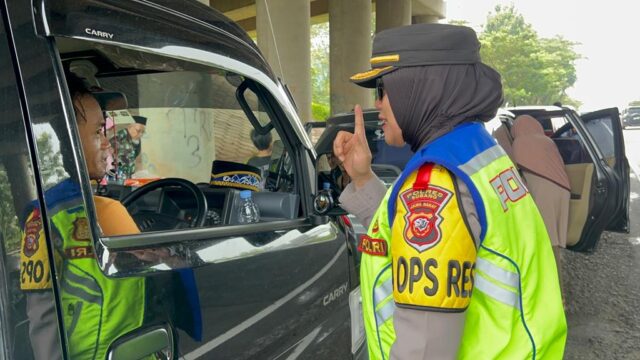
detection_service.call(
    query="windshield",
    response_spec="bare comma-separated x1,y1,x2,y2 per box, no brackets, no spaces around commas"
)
97,70,278,184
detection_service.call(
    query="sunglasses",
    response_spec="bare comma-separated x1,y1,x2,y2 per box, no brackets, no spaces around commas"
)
375,78,385,101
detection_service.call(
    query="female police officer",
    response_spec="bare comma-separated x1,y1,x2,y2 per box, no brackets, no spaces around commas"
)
334,23,566,359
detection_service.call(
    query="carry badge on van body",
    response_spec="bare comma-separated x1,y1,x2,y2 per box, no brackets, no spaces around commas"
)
400,185,452,252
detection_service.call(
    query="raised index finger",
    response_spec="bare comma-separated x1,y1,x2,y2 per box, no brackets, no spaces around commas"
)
353,104,366,140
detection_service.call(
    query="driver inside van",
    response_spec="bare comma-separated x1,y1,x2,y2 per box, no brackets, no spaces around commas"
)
20,71,147,359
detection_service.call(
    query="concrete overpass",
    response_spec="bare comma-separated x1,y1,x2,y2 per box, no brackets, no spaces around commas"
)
199,0,446,122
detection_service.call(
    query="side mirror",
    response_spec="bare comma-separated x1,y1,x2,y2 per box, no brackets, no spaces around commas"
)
313,191,333,215
313,190,348,217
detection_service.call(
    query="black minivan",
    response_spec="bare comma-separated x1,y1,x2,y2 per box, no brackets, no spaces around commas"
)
0,1,365,359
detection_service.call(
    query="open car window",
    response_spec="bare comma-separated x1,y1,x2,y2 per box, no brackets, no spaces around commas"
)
59,39,299,236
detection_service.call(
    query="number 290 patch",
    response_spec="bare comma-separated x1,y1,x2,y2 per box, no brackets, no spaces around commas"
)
19,209,52,291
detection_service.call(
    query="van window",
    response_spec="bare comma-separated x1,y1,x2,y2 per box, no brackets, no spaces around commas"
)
59,39,299,235
97,71,282,185
583,117,615,160
1,21,63,359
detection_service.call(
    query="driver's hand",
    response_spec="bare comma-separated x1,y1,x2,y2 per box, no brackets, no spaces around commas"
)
333,105,373,189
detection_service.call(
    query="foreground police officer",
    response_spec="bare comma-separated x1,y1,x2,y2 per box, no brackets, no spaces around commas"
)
334,23,566,359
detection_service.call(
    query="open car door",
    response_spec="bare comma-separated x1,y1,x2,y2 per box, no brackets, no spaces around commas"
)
579,108,630,233
525,107,620,252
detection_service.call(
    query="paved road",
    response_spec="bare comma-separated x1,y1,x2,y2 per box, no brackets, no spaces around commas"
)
563,128,640,359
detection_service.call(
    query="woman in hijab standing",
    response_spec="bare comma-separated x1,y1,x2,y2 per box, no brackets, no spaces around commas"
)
334,24,566,360
512,115,571,297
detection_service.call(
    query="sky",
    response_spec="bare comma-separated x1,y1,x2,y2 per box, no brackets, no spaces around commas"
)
445,0,639,112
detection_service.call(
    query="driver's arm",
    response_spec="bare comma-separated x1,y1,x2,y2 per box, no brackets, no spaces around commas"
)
93,196,140,236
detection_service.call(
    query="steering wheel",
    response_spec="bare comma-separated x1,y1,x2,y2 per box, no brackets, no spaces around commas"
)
121,178,208,231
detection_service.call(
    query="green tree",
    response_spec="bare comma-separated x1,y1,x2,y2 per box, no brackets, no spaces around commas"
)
479,5,581,107
311,22,330,120
0,168,21,252
312,102,330,121
37,131,66,188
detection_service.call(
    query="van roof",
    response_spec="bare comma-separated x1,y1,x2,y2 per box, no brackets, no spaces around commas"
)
40,0,275,81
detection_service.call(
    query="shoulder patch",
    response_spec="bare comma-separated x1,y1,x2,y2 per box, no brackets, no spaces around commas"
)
400,185,452,252
23,209,42,258
358,235,388,256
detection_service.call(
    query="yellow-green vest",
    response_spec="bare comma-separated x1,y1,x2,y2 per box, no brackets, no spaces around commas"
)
359,122,566,359
21,179,145,360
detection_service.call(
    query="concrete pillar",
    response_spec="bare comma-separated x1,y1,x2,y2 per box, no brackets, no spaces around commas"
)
2,155,36,214
256,0,312,122
412,15,440,24
329,0,372,115
411,0,446,24
376,0,411,33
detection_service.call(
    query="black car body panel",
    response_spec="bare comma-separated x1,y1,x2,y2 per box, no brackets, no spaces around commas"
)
0,0,364,359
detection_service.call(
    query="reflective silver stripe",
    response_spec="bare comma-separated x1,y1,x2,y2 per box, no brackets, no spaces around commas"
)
458,145,506,175
65,270,101,294
62,280,102,305
474,273,520,309
476,258,519,289
375,300,396,326
66,301,83,337
373,277,393,305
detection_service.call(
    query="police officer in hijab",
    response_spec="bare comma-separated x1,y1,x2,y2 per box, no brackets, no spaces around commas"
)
334,23,566,360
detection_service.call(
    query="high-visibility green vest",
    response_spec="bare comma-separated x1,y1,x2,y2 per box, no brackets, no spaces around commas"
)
358,123,566,359
22,179,146,360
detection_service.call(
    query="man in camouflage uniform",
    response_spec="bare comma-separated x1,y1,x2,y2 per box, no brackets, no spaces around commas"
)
110,115,146,179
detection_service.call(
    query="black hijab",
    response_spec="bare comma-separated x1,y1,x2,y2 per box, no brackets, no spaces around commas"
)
384,63,503,152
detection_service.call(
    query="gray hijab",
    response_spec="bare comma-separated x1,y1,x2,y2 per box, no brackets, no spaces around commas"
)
384,63,503,152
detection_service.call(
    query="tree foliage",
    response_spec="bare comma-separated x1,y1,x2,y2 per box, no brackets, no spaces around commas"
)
0,132,66,253
311,22,330,120
0,167,21,252
36,131,66,188
479,5,582,107
312,101,330,121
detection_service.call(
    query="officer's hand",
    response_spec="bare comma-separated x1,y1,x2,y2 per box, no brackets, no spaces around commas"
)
333,105,373,189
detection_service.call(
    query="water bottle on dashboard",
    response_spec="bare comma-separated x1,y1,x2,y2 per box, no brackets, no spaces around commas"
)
238,190,260,224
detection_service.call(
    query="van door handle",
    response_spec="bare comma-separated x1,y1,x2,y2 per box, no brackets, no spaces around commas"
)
108,325,173,360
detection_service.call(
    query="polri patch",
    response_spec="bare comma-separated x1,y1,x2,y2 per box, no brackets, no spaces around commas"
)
358,235,387,256
65,246,94,259
400,185,452,252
